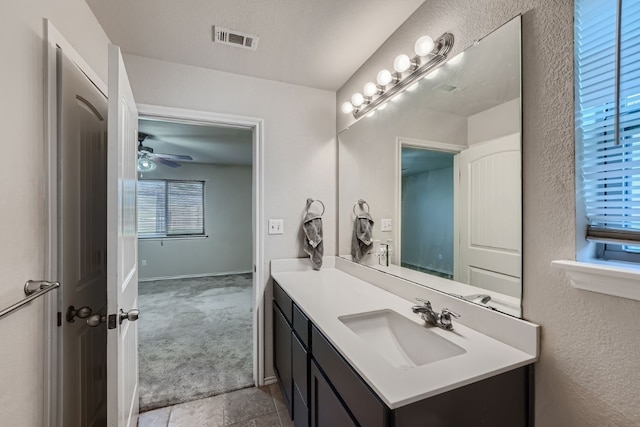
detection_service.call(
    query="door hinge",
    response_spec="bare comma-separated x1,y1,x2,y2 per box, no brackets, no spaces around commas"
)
57,312,62,327
107,314,118,329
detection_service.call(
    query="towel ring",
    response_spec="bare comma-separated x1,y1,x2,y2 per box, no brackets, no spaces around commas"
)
353,199,370,215
306,198,325,216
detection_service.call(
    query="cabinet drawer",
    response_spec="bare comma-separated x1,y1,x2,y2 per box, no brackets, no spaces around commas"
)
311,326,388,427
273,280,293,324
293,304,310,348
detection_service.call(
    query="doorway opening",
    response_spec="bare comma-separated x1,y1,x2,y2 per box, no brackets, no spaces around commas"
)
135,115,258,411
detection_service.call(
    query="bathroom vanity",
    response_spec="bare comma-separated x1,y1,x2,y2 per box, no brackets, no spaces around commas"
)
271,257,539,427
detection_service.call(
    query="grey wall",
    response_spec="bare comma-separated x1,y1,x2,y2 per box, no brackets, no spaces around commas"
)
338,1,640,425
138,163,252,280
0,1,111,425
468,97,521,144
338,106,466,259
401,167,454,275
123,53,337,380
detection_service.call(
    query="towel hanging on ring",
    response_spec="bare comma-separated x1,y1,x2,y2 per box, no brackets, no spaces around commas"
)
302,198,324,270
351,199,373,263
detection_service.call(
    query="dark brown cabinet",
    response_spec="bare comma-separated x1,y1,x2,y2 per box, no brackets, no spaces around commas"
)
273,302,292,415
310,361,357,427
273,280,530,427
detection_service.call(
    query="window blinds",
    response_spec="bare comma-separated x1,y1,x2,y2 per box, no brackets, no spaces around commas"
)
137,180,205,238
576,0,640,242
167,181,205,235
137,180,166,237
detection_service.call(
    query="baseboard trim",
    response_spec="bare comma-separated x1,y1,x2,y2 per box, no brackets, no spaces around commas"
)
263,376,277,386
139,270,253,282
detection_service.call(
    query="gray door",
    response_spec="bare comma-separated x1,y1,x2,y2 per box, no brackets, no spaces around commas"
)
58,50,109,427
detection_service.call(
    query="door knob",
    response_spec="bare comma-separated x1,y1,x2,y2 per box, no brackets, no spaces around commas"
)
119,308,140,324
66,305,92,323
86,313,107,327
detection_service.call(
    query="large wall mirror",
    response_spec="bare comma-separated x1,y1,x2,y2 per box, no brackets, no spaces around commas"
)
338,16,522,317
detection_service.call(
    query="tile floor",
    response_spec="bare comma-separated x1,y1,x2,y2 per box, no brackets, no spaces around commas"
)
138,384,294,427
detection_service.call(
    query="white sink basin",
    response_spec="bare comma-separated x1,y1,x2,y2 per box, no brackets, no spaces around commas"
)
338,309,466,370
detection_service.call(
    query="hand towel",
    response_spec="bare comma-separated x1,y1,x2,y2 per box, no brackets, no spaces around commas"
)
351,213,374,263
303,212,323,270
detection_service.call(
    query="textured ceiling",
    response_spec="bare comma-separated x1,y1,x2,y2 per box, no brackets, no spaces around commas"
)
86,0,426,91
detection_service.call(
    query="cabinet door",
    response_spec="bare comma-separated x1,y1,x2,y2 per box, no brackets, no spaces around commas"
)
292,332,309,427
310,361,356,427
273,304,293,416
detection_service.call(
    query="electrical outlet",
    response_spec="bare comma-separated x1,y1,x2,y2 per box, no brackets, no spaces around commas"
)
269,219,284,235
381,218,392,232
141,260,147,267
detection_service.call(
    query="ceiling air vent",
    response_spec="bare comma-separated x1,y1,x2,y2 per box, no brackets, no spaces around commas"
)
213,26,259,51
434,82,461,93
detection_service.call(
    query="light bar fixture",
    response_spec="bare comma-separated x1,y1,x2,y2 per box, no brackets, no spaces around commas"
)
342,32,454,120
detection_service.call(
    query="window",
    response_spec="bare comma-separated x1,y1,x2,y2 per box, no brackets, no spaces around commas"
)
137,180,205,238
575,0,640,260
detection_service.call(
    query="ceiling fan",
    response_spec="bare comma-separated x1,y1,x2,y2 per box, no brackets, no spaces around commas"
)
137,132,193,171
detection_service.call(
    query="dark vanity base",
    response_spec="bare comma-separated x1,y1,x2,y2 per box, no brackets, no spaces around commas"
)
273,280,531,427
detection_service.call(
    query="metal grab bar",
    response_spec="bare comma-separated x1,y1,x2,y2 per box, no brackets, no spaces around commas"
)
0,280,60,319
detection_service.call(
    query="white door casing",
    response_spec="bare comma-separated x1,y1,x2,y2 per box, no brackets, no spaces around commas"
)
458,133,522,297
107,44,140,427
395,137,466,266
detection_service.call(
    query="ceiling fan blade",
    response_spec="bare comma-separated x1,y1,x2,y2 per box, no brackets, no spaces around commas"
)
154,153,193,161
156,158,182,168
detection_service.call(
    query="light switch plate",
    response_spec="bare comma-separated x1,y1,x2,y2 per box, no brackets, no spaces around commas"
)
269,219,284,235
381,218,392,232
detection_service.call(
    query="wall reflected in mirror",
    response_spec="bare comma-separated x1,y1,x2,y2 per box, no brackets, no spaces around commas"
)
338,16,522,317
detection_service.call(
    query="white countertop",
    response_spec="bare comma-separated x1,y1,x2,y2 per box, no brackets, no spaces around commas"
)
271,265,538,409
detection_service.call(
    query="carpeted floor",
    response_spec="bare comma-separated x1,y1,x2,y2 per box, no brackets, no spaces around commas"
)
138,273,254,411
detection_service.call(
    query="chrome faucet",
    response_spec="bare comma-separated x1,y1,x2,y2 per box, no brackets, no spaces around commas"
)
464,294,492,305
377,242,390,266
411,298,461,331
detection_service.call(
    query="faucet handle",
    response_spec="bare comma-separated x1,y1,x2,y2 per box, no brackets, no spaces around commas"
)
438,308,460,330
415,297,431,306
441,308,460,319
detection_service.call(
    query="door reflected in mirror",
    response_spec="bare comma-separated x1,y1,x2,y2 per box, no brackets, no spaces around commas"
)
338,16,522,317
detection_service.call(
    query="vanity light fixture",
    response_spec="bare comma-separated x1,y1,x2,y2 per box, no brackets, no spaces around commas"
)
342,32,454,119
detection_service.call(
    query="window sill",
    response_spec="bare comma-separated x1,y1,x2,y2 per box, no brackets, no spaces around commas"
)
551,260,640,301
139,235,209,241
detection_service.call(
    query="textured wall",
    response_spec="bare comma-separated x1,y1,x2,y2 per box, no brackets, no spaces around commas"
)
138,164,253,280
338,0,640,425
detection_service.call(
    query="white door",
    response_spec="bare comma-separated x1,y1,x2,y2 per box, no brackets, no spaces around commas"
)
58,50,109,427
106,44,140,427
458,133,521,297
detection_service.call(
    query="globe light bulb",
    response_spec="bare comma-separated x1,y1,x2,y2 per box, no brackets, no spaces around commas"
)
351,92,365,107
393,54,412,73
363,82,378,97
376,69,393,86
424,69,440,80
414,35,435,56
341,102,354,114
